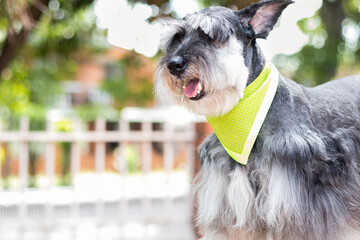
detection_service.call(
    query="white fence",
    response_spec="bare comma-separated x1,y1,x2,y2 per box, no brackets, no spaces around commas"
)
0,108,197,240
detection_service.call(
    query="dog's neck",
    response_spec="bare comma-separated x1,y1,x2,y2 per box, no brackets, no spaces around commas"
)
244,40,266,86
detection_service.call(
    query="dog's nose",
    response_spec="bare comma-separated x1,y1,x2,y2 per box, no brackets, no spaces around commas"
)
167,56,186,76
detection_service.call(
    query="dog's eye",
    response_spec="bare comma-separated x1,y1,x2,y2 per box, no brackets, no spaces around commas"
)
171,32,185,46
198,29,213,43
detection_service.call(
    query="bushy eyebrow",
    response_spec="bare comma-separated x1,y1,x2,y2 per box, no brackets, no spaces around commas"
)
159,19,187,51
185,13,234,43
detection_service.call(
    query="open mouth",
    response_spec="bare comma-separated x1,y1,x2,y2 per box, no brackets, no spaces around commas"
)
183,79,205,101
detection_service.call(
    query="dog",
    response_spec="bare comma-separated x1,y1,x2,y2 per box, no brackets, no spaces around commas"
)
155,0,360,239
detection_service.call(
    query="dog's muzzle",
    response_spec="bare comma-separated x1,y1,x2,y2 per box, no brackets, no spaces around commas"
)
166,55,205,101
167,55,187,76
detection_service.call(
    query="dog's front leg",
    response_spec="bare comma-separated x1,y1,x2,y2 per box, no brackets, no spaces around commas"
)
194,167,230,240
194,133,256,240
193,133,232,239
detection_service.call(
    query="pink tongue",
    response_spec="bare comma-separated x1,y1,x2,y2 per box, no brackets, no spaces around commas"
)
184,79,200,98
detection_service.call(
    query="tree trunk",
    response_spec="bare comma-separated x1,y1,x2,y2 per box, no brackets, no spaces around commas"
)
319,0,345,82
0,0,51,75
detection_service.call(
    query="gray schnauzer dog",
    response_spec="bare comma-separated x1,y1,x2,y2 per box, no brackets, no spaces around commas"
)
155,0,360,239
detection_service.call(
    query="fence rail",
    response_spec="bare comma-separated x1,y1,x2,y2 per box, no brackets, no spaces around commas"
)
0,112,197,240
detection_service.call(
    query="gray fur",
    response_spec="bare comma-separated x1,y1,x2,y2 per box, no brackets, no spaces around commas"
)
196,75,360,240
155,0,360,239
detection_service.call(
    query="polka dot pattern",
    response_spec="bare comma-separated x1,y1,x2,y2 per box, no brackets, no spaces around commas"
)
206,62,277,164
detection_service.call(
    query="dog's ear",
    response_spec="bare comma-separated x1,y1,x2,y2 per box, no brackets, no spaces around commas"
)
235,0,293,39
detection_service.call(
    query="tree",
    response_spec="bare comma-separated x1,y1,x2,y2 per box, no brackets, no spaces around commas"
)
2,0,360,88
0,0,50,74
274,0,360,85
0,0,95,74
0,0,106,117
0,0,100,187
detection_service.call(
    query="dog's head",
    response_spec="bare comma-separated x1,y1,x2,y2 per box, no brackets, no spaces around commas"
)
155,0,293,116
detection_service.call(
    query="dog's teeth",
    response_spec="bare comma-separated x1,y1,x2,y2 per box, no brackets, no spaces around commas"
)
183,86,185,89
198,82,202,91
197,90,200,94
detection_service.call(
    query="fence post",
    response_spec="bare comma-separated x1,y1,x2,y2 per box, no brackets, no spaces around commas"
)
141,121,152,223
44,119,55,231
118,120,129,237
95,117,106,175
18,116,29,232
19,117,29,190
71,119,82,228
45,120,56,188
71,119,81,185
95,117,106,228
163,122,175,222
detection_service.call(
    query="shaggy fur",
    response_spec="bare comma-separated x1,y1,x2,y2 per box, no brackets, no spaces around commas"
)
155,1,360,239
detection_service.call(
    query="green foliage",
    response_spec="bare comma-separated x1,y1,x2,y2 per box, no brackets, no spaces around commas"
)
115,144,140,174
0,0,107,118
59,141,71,186
274,0,360,86
31,2,106,56
0,0,156,125
102,76,154,109
0,56,64,114
0,0,105,188
75,104,120,122
101,54,154,109
56,118,73,132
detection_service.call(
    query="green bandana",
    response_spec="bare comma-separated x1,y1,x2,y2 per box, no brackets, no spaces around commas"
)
206,61,279,165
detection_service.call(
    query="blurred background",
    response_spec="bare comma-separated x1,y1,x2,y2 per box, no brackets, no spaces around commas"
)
0,0,359,239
